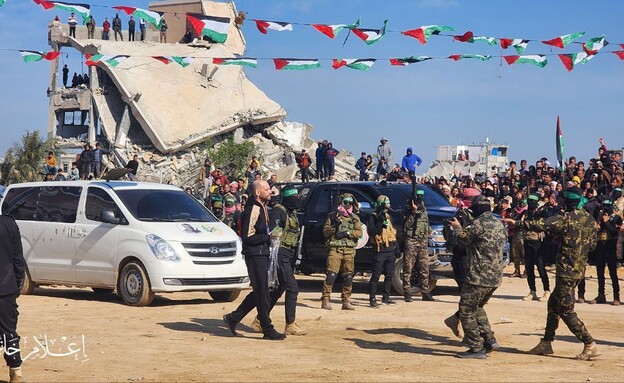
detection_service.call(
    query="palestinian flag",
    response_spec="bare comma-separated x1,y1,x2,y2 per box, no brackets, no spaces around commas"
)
612,51,624,60
312,19,360,39
85,54,129,67
500,38,529,54
504,55,548,68
113,6,163,28
332,59,376,71
401,25,453,45
212,58,257,68
582,35,608,55
273,59,320,71
187,13,230,44
352,20,388,45
389,56,433,66
254,20,292,34
473,36,498,46
453,31,474,42
556,116,564,172
33,1,90,23
0,1,5,7
152,56,193,67
448,54,491,61
542,32,585,49
558,52,594,72
19,50,60,62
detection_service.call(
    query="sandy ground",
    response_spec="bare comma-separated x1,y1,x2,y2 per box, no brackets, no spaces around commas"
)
7,265,624,383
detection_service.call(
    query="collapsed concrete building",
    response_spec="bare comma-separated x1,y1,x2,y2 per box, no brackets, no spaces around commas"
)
46,0,357,185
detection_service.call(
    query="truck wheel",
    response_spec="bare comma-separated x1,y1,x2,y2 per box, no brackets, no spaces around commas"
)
20,268,36,295
209,290,241,302
118,261,155,306
392,257,437,295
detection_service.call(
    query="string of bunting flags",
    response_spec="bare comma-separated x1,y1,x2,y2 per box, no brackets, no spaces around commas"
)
1,0,623,72
0,0,620,51
8,48,624,72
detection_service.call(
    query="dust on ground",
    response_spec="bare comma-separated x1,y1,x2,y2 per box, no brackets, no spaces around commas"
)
12,266,624,382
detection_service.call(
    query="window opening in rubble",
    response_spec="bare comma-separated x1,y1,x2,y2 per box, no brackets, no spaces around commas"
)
57,110,89,139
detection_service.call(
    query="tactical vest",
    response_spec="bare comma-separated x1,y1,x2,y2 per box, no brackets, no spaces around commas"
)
275,204,301,248
404,206,430,240
374,213,397,252
328,214,359,248
222,213,234,228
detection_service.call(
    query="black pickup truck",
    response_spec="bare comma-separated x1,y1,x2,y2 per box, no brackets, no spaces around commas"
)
291,181,460,294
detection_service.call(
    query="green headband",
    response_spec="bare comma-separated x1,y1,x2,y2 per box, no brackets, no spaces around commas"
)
282,188,298,198
561,191,582,200
615,188,622,192
416,190,425,196
603,200,613,205
528,195,539,201
342,196,354,203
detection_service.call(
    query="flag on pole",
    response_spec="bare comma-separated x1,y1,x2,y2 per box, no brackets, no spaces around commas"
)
33,1,91,23
186,13,230,43
113,6,163,28
556,116,564,172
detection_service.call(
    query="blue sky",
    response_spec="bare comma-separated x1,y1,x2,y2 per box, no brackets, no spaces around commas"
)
1,0,623,168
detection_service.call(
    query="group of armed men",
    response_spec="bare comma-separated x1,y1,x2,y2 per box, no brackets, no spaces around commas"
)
221,179,602,360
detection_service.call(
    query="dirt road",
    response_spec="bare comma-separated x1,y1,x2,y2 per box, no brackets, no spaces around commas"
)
10,266,624,382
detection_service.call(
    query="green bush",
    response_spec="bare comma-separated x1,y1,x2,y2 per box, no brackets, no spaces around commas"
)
207,138,255,180
1,131,59,185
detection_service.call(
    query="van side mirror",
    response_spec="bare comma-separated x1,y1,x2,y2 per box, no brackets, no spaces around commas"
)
100,209,121,224
358,202,374,214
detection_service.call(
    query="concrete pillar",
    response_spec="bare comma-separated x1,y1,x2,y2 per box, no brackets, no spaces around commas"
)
48,42,59,138
115,105,131,148
87,65,97,143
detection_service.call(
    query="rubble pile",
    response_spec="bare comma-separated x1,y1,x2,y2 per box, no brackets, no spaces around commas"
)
80,120,358,187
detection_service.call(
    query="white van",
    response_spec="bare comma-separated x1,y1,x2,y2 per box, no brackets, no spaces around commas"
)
0,181,249,306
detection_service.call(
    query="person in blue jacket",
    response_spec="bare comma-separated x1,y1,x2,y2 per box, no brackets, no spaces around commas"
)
401,147,423,177
315,141,325,181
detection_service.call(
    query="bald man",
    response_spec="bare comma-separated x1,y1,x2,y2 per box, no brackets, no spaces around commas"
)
223,180,286,340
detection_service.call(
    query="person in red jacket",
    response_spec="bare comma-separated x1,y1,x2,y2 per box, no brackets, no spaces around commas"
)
297,149,311,182
102,17,111,40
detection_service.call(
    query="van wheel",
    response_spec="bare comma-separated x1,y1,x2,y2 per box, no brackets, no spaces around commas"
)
392,257,437,295
20,268,36,295
209,290,241,302
91,288,115,294
118,262,155,306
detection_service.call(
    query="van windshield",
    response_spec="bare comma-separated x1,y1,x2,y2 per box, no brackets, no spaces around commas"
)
115,189,217,223
377,185,451,210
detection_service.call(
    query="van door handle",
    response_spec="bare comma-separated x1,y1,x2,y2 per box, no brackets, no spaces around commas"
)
308,220,318,223
75,229,87,238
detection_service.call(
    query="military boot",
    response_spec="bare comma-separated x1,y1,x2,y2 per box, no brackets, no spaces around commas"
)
523,291,538,301
576,294,585,304
484,339,501,353
285,322,307,336
457,349,487,359
9,367,25,383
444,314,462,338
576,342,600,361
381,296,396,305
250,317,262,333
341,299,355,311
321,298,332,310
369,297,380,308
539,290,551,302
404,291,413,302
589,294,607,304
528,340,554,355
612,293,620,306
422,292,435,301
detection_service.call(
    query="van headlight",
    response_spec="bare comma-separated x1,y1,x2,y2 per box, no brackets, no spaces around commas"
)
146,234,181,262
429,225,446,247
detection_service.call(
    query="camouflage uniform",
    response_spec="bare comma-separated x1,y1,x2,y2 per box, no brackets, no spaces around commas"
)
518,208,597,344
451,209,506,352
403,201,431,293
322,195,363,304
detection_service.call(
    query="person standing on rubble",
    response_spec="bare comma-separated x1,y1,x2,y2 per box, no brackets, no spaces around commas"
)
160,19,168,43
86,16,96,39
324,142,339,181
113,13,123,41
79,143,94,180
139,18,146,41
62,65,69,87
377,137,392,165
315,141,325,181
102,17,110,40
128,16,136,41
68,12,78,38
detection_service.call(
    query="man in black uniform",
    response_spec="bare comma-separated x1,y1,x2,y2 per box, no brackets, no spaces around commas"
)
62,64,69,87
223,180,286,340
0,215,25,382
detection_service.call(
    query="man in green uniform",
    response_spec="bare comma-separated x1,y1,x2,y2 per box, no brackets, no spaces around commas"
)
448,195,507,359
509,187,600,360
322,193,363,310
403,189,433,301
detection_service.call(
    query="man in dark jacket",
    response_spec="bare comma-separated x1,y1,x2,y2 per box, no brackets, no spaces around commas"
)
0,215,26,382
315,142,325,181
355,152,368,181
368,195,397,307
223,180,286,340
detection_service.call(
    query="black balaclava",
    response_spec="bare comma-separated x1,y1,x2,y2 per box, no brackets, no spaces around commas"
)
613,188,622,200
281,186,299,210
470,195,491,218
563,187,585,212
527,194,539,211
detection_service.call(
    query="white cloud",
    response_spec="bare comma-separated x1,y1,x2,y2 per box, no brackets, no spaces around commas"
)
418,0,460,10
